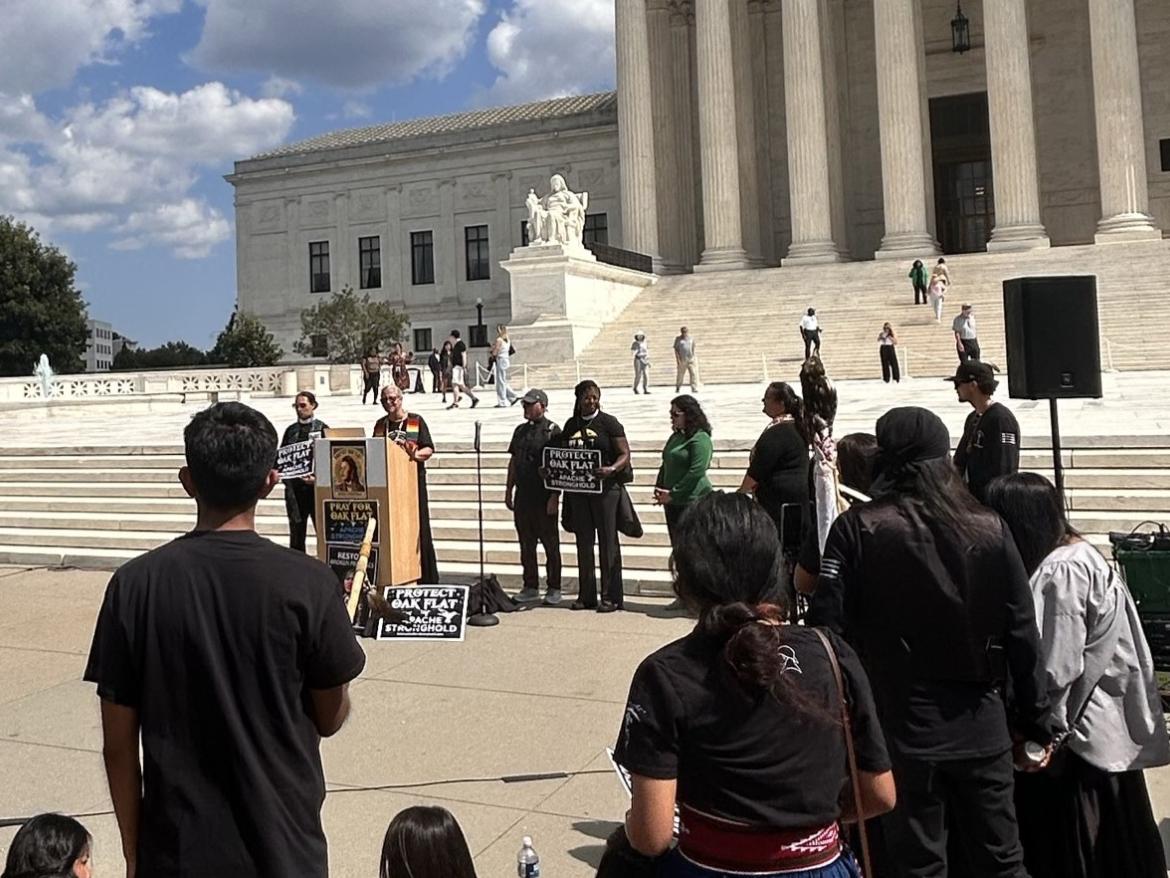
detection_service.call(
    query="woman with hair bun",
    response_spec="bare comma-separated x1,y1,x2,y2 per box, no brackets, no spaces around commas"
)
613,492,895,876
2,813,92,878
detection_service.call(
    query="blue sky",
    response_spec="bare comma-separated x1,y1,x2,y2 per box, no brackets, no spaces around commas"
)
0,0,616,348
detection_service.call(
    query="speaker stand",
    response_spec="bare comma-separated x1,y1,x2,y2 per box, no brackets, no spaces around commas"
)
466,420,499,628
1049,398,1065,507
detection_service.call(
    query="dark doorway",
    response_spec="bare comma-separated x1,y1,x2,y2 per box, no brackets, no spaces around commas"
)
930,92,994,254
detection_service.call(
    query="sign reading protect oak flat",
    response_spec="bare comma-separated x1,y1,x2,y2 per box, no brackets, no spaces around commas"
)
542,447,603,494
276,441,314,479
376,585,470,641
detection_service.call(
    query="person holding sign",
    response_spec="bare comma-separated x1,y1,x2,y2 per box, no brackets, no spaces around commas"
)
374,385,440,584
506,388,563,606
556,379,632,613
281,391,328,552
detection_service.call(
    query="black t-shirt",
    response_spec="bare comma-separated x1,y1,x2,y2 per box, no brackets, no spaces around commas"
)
614,627,889,827
807,499,1052,758
452,340,468,369
84,531,366,878
953,402,1020,502
747,421,809,525
508,416,562,501
557,411,633,484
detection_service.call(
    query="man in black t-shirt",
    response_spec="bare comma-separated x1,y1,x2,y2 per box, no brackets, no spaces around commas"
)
948,361,1020,502
446,329,479,409
505,388,563,605
85,403,366,878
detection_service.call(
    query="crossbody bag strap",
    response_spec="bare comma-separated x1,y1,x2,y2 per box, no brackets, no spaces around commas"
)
812,627,873,878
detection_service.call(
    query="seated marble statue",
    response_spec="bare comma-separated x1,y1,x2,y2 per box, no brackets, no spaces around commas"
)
525,174,589,247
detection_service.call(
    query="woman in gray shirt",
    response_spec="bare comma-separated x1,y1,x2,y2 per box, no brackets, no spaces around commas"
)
987,472,1170,878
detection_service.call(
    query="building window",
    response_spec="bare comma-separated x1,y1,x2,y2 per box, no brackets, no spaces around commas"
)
412,328,433,352
465,224,491,281
520,220,530,247
583,213,609,246
310,334,328,358
1161,139,1170,173
411,231,434,285
468,324,489,348
309,241,331,293
359,236,381,289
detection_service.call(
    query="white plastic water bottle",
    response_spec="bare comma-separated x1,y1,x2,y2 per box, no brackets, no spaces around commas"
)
517,836,540,877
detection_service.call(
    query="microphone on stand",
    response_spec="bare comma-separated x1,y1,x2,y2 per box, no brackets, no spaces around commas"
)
467,419,499,627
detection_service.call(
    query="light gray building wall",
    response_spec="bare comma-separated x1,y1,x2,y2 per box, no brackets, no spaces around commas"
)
227,94,621,359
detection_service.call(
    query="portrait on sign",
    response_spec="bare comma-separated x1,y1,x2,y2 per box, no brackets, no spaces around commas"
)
331,444,367,499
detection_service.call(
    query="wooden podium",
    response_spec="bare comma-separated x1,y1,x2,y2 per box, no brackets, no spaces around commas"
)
313,437,422,587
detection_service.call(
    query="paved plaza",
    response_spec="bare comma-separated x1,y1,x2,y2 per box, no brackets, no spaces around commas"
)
4,370,1170,452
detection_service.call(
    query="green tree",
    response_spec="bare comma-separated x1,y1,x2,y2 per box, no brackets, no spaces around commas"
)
0,215,88,376
111,341,207,370
208,311,283,367
294,285,409,364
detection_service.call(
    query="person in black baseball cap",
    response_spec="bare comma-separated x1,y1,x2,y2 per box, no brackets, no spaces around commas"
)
947,361,1020,502
505,388,563,605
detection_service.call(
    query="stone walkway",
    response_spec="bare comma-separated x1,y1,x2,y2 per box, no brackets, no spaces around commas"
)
3,370,1169,451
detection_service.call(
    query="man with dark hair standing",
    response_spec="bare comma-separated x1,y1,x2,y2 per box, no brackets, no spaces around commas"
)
952,303,980,363
446,329,479,410
505,388,563,606
950,361,1020,502
85,402,365,878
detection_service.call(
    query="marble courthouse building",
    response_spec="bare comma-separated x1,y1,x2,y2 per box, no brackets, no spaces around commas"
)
229,0,1170,356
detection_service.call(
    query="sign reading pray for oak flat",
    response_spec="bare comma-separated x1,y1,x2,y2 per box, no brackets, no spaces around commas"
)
542,447,603,494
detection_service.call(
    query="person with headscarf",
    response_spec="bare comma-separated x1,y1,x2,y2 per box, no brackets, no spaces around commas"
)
807,407,1053,878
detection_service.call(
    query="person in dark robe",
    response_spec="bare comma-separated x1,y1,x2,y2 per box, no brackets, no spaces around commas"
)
373,384,439,583
280,391,327,552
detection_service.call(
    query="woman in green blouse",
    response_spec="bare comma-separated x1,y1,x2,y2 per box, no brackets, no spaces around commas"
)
654,395,714,547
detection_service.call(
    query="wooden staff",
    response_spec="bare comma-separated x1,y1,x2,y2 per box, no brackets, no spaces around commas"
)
345,517,378,621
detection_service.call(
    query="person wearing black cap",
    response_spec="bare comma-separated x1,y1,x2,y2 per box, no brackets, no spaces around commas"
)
505,388,563,606
949,361,1020,502
807,406,1052,878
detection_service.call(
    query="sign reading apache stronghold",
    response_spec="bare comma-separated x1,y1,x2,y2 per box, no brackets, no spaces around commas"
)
276,441,314,479
376,585,470,641
542,447,603,494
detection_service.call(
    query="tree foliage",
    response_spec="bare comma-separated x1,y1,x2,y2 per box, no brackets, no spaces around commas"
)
0,215,88,376
208,311,283,367
112,341,207,370
294,285,409,364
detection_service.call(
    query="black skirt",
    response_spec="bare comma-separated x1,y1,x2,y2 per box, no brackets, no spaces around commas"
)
1014,750,1166,878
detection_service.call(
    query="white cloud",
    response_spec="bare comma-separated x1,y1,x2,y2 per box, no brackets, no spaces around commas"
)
261,76,304,99
190,0,487,89
483,0,615,104
0,0,181,94
0,84,294,259
342,100,373,120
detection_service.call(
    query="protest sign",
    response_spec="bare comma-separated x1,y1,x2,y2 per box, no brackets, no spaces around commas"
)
376,585,470,641
331,443,368,499
326,543,378,589
542,446,603,494
276,441,314,479
323,500,379,544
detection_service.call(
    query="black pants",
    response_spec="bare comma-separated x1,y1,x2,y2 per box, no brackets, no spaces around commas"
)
430,367,441,393
884,747,1026,878
880,345,901,382
362,372,380,404
914,282,928,304
287,483,315,553
514,495,562,591
801,328,821,359
959,338,981,363
663,503,686,548
569,487,624,606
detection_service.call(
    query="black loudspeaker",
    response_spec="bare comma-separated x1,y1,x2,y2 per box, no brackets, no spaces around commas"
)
1002,275,1102,399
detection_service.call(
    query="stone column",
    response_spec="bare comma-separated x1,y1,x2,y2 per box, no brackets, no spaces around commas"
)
694,0,750,271
730,0,763,265
782,0,842,264
873,0,939,259
648,1,685,273
437,180,459,307
1088,0,1160,242
491,172,513,305
334,192,352,289
748,0,776,264
285,198,301,297
670,2,700,268
384,184,403,303
984,0,1049,250
616,0,663,266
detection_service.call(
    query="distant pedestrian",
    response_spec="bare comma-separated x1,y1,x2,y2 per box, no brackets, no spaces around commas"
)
909,259,929,305
949,361,1020,502
799,307,822,360
631,331,650,394
438,341,453,403
361,350,383,404
427,348,441,394
673,326,698,392
929,258,950,322
446,330,479,410
953,303,980,362
878,322,900,383
491,324,520,407
387,342,411,392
